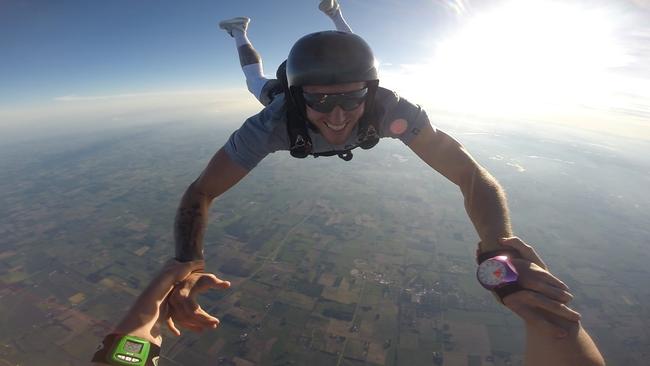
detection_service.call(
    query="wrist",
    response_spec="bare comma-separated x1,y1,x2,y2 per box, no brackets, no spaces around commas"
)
92,334,161,366
476,245,521,265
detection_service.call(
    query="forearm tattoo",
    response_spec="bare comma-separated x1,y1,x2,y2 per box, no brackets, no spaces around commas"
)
174,202,205,262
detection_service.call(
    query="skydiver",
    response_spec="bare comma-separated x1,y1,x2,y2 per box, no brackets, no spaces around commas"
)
164,0,605,364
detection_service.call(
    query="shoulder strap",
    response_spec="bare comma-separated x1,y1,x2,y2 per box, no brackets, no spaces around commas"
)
277,60,313,158
355,80,381,150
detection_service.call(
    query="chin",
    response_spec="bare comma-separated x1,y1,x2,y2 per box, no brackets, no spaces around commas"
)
325,136,347,145
320,129,353,146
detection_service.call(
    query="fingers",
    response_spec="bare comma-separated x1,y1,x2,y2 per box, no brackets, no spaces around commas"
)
512,259,571,303
506,299,569,338
179,299,218,329
165,272,230,334
172,310,219,332
514,259,570,290
515,291,581,322
188,306,220,328
166,317,181,336
167,299,219,332
534,267,569,292
504,290,582,338
499,237,547,269
524,280,574,303
168,280,222,332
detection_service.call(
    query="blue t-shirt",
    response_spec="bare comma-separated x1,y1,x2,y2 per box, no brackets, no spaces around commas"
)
224,87,432,170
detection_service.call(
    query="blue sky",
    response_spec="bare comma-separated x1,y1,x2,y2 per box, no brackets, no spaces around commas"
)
0,0,452,105
1,0,649,140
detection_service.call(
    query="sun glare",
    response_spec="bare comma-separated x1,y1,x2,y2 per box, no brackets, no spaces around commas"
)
400,0,631,119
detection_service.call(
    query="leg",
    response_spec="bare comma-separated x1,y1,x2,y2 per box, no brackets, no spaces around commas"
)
218,17,271,105
319,0,353,33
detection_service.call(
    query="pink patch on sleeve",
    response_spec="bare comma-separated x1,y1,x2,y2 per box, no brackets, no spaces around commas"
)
389,119,408,135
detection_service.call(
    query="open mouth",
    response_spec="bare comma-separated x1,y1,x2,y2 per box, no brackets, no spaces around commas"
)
324,122,348,132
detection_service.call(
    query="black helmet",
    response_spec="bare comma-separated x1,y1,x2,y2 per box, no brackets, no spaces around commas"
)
287,31,378,88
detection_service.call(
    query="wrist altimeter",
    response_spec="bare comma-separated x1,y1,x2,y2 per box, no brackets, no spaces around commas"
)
92,334,160,366
476,252,522,301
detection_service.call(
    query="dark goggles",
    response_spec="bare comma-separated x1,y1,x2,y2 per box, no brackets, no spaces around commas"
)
302,88,368,113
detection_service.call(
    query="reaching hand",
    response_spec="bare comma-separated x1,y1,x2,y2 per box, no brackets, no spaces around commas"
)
167,271,231,334
498,237,581,338
111,259,205,345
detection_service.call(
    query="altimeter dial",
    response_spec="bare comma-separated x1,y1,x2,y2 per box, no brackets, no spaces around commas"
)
477,256,517,289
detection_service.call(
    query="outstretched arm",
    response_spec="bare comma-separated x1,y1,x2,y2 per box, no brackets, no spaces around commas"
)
169,148,249,332
408,123,512,253
408,125,604,364
175,148,249,261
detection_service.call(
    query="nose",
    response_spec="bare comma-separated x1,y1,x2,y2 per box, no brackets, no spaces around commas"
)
328,106,346,123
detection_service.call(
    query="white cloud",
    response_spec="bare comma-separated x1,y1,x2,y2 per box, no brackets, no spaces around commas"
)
0,88,261,144
53,89,226,102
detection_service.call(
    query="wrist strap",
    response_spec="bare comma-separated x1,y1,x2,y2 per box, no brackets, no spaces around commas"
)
476,249,520,265
493,282,524,303
91,334,161,366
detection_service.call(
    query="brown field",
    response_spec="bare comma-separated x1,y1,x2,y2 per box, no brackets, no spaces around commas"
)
373,253,403,266
399,330,419,350
321,285,360,304
277,289,316,310
54,309,95,347
367,342,387,365
354,214,378,228
68,292,85,305
442,351,469,365
233,356,255,366
0,250,17,260
358,318,375,339
446,321,491,355
125,221,148,232
207,338,226,355
339,277,350,291
99,276,139,296
227,306,261,323
134,246,150,256
327,318,353,337
318,272,338,287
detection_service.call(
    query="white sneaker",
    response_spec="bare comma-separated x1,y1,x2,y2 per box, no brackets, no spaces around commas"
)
319,0,340,17
218,17,250,37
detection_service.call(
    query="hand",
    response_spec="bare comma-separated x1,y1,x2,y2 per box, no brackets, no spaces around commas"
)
112,259,205,345
498,237,581,338
167,271,231,334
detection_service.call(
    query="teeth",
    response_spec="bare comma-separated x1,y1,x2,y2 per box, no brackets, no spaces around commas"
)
325,122,347,131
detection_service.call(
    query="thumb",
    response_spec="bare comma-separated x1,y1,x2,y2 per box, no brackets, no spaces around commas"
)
499,237,547,269
167,259,206,283
194,274,231,293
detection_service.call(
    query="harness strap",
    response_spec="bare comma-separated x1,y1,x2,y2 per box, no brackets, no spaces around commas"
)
312,149,354,161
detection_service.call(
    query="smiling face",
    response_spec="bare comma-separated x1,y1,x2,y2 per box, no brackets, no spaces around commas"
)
303,82,367,146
